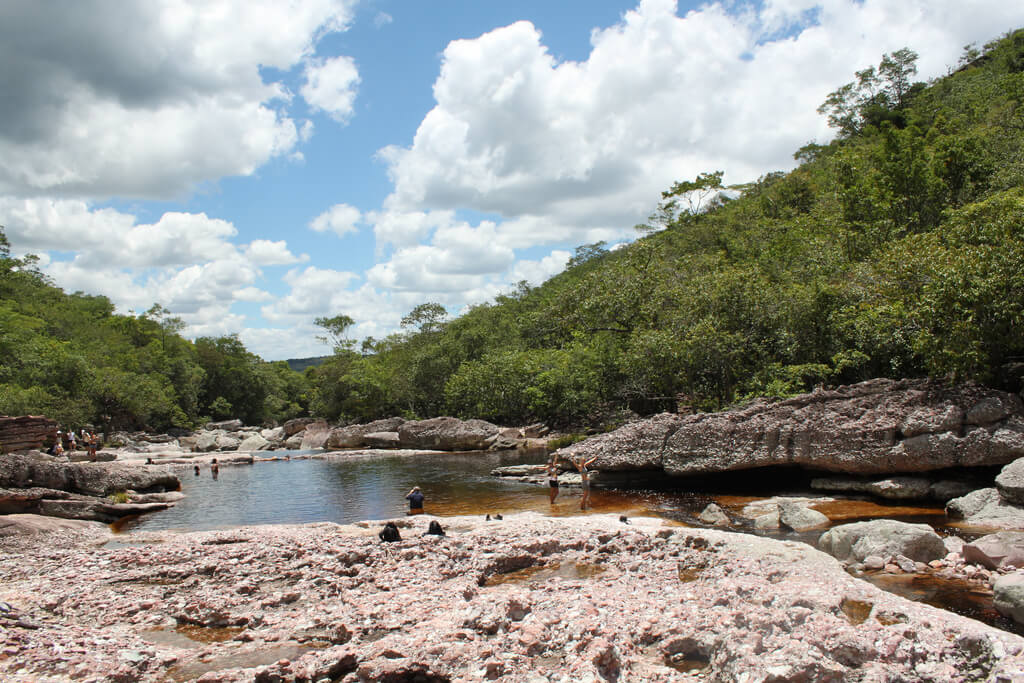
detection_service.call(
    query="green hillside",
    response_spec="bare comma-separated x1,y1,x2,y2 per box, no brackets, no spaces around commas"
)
4,30,1023,433
0,244,310,431
306,30,1024,427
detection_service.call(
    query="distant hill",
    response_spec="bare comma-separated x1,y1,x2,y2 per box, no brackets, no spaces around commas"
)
287,356,330,372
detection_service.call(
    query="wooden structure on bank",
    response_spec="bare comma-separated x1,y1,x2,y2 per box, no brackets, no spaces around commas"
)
0,415,57,453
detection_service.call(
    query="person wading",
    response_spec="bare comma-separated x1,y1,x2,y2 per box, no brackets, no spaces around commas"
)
406,486,425,515
547,456,561,504
573,455,598,510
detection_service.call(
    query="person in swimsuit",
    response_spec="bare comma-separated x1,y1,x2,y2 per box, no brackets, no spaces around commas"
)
547,456,560,504
573,455,598,510
406,486,425,515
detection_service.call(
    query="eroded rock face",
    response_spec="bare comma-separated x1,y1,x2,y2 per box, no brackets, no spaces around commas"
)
557,379,1024,477
0,415,58,453
326,418,407,449
818,519,946,564
397,417,499,451
3,513,1024,682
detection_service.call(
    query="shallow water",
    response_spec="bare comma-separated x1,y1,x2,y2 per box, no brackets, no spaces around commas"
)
121,450,659,533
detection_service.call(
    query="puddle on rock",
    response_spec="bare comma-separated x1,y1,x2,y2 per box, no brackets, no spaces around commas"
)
164,645,313,682
666,653,711,673
840,597,874,625
141,625,244,649
484,562,606,587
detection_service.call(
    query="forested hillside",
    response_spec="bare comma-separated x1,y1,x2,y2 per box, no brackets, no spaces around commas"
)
4,30,1023,434
307,30,1024,428
0,239,309,431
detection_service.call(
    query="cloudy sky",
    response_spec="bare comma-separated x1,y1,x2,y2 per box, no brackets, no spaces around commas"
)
2,1,1021,360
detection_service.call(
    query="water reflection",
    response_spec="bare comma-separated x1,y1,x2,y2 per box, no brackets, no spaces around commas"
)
123,450,658,533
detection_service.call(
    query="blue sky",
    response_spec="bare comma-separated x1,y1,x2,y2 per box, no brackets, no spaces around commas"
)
2,0,1022,360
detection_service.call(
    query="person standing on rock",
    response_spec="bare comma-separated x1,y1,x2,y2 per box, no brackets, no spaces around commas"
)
547,456,561,504
573,455,598,510
406,486,425,515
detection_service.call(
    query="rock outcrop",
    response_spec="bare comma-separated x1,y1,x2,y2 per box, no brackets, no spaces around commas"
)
0,415,58,453
557,378,1024,477
3,513,1024,681
326,418,407,449
0,452,180,523
396,417,499,451
0,452,179,497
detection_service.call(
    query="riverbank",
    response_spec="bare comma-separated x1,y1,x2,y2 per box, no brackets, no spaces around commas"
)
3,513,1024,682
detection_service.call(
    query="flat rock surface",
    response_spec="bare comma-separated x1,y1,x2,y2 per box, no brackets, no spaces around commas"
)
2,513,1024,682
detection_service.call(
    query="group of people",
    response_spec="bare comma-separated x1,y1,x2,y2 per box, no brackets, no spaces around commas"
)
547,453,598,510
48,428,100,459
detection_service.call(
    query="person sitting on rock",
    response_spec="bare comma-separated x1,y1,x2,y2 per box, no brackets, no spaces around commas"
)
573,455,598,510
424,520,446,537
379,521,402,542
406,486,425,515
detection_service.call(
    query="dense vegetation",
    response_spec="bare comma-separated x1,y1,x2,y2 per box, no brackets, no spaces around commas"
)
3,30,1022,433
0,244,309,431
306,30,1024,427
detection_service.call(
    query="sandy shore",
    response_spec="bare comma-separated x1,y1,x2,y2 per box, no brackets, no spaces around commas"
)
3,512,1024,682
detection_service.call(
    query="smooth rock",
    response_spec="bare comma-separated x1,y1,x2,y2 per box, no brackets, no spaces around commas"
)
963,532,1024,570
994,572,1024,624
818,519,946,564
778,501,829,531
698,503,730,526
238,434,271,452
947,488,1024,529
397,417,500,451
996,458,1024,506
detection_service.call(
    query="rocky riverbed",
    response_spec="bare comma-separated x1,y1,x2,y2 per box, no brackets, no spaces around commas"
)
4,513,1024,682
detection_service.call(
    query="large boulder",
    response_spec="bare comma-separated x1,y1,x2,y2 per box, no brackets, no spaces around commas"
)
963,532,1024,570
996,458,1024,506
193,432,219,452
994,572,1024,624
818,519,946,564
326,418,407,449
778,501,829,531
300,421,331,450
946,488,1024,529
0,452,179,496
283,417,318,437
397,417,500,451
557,379,1024,476
238,434,271,452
